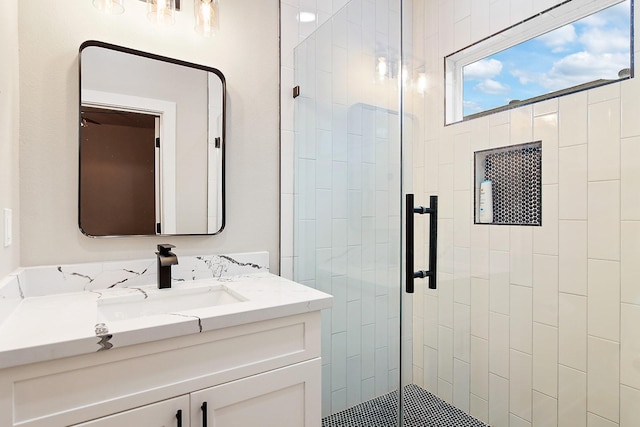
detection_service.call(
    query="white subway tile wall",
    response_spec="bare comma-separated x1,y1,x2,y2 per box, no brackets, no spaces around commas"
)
405,0,639,424
281,0,640,424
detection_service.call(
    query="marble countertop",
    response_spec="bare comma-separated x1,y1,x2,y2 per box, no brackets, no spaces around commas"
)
0,272,333,369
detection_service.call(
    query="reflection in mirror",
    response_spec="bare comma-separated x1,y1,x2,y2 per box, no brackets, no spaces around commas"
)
81,107,157,235
79,41,225,236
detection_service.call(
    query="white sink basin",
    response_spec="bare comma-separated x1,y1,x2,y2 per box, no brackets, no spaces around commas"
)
97,284,247,322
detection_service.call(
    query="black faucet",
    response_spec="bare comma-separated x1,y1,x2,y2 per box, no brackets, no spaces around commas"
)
156,244,178,289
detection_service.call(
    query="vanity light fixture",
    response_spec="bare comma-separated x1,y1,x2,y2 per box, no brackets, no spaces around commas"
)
92,0,219,35
194,0,219,36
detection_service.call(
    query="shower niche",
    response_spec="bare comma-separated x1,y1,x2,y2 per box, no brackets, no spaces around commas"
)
474,141,542,226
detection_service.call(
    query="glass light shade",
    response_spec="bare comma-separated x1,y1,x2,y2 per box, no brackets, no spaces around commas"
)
92,0,125,14
194,0,219,36
147,0,176,25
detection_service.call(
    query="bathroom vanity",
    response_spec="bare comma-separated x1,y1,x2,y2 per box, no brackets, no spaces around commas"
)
0,253,332,427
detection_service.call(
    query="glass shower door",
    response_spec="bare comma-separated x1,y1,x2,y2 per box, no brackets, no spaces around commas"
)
292,0,405,422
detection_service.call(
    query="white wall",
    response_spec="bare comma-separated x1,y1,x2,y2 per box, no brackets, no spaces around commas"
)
411,0,640,426
17,0,280,271
0,0,20,277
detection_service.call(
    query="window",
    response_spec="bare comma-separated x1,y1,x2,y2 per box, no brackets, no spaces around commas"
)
445,0,632,124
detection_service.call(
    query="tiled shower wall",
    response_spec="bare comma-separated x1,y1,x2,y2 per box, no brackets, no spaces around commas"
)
409,0,640,426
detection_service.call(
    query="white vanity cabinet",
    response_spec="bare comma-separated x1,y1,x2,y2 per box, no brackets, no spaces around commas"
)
71,359,320,427
0,312,322,427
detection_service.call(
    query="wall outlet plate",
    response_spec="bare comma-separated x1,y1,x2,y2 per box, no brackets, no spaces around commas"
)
4,208,11,247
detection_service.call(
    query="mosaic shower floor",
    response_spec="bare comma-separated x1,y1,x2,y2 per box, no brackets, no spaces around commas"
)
322,384,488,427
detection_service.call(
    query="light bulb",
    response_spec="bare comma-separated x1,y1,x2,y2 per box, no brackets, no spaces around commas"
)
195,0,219,36
147,0,176,25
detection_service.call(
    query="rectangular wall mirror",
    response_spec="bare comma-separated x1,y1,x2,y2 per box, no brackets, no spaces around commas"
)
79,40,225,237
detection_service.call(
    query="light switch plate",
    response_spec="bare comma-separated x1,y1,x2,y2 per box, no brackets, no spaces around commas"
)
4,208,11,247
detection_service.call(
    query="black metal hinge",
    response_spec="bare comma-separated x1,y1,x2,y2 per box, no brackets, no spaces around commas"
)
155,137,160,148
156,223,161,234
293,86,300,99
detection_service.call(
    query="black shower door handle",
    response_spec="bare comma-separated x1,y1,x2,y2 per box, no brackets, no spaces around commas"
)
405,194,438,293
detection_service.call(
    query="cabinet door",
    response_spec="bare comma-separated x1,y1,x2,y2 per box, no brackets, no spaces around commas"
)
72,395,190,427
191,358,321,427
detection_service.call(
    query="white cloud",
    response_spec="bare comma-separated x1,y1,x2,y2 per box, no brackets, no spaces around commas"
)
538,24,577,53
580,13,607,27
505,14,630,93
540,51,629,90
463,100,483,113
531,12,631,91
476,79,510,95
581,1,630,27
510,69,535,85
464,59,503,80
579,26,629,54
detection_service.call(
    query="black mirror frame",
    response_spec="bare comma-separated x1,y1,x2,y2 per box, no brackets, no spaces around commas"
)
78,40,226,237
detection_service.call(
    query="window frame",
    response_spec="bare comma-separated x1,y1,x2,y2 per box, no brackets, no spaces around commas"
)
444,0,633,125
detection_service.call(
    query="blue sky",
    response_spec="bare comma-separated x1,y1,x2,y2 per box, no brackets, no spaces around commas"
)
463,1,631,116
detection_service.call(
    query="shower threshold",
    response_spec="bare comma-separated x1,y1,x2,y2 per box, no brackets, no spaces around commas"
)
322,384,488,427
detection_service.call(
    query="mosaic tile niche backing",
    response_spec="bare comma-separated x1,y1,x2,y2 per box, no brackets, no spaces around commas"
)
474,141,542,226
